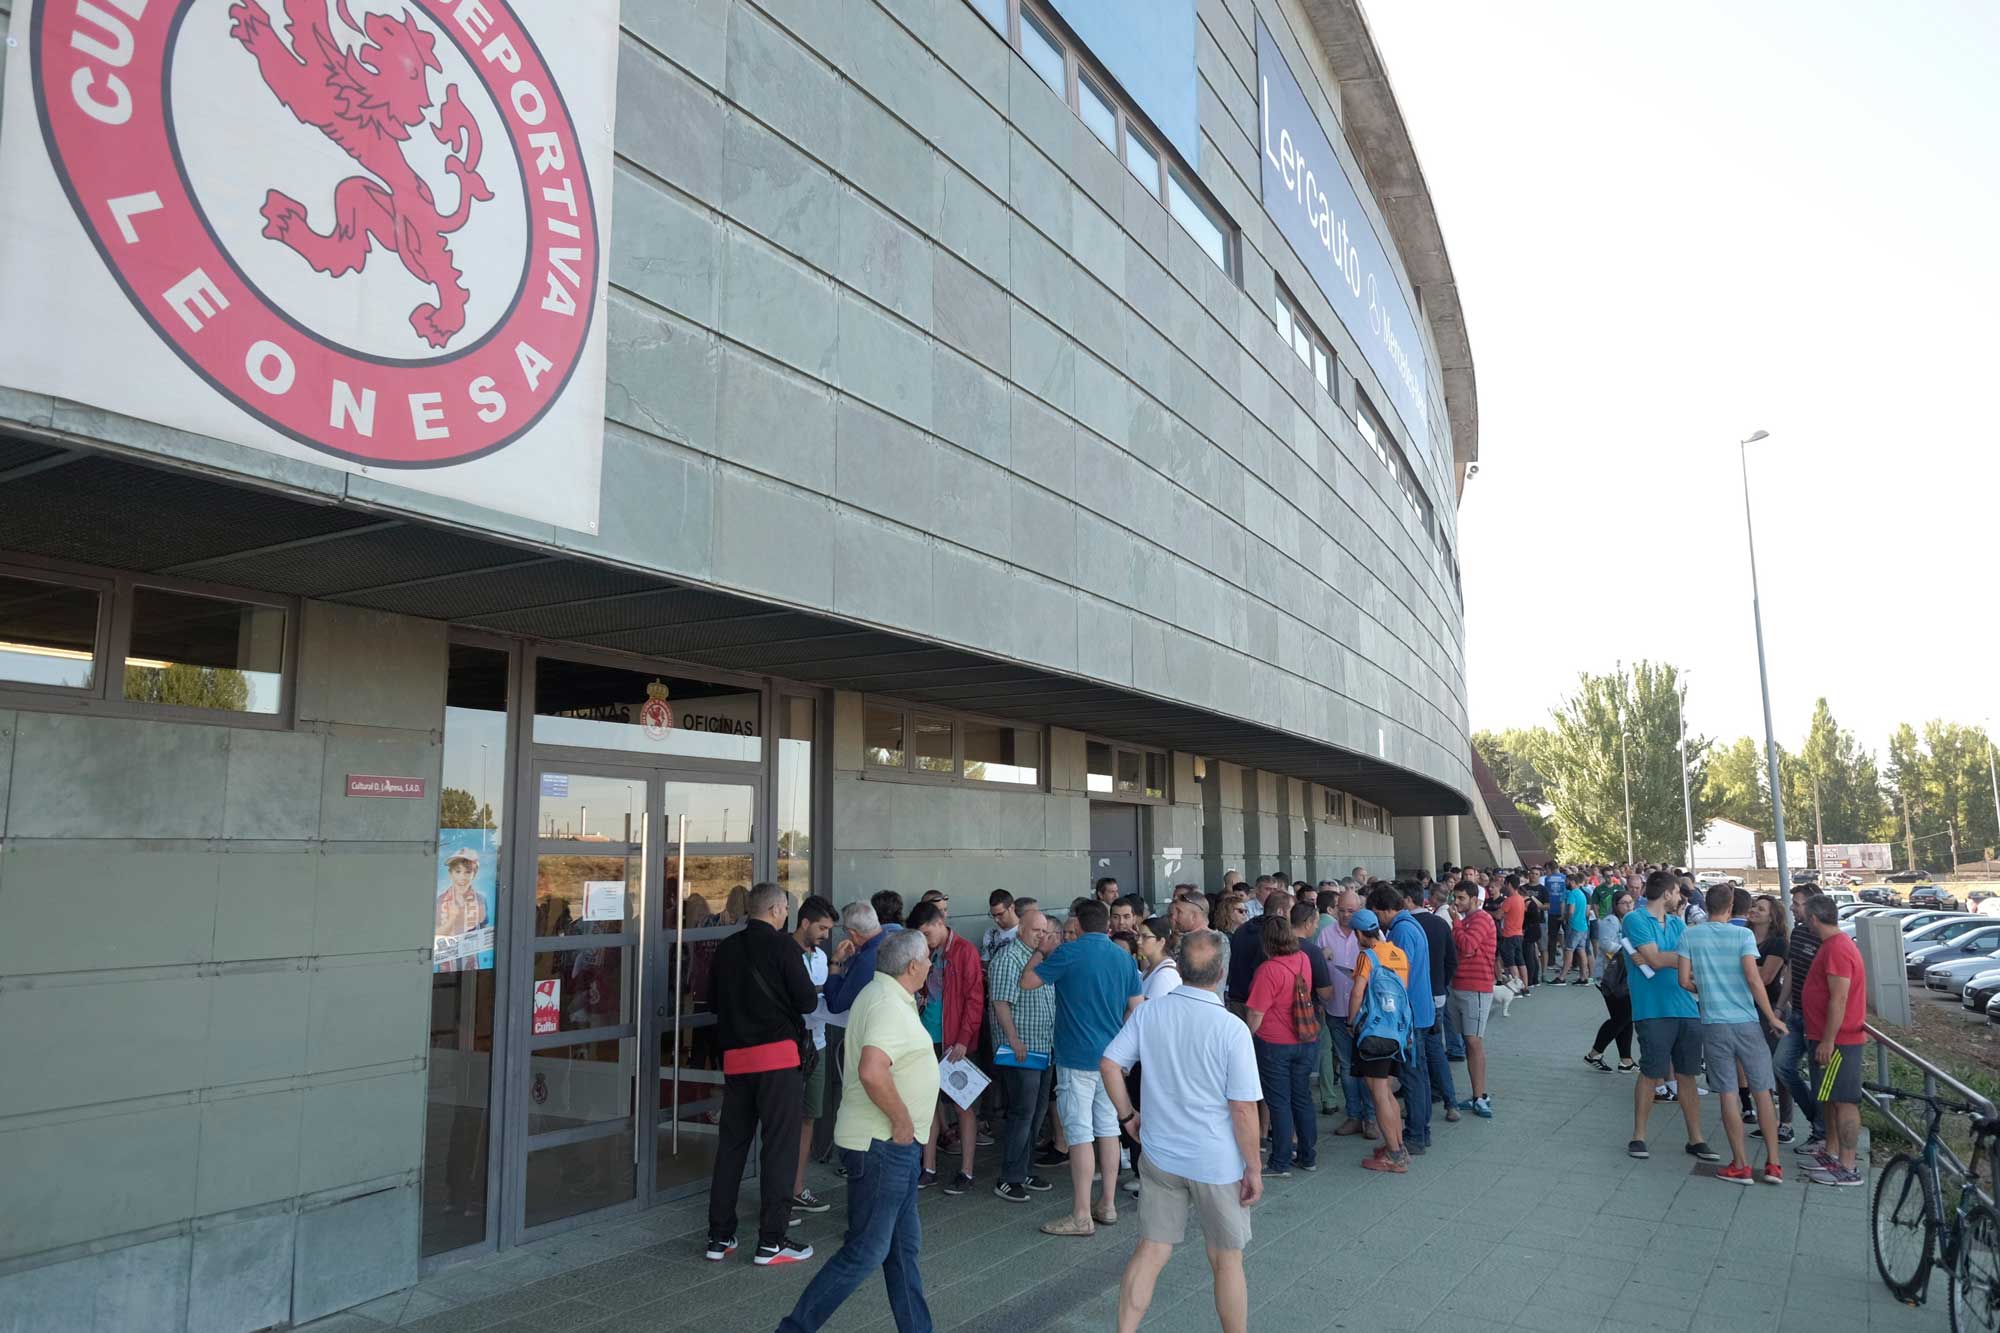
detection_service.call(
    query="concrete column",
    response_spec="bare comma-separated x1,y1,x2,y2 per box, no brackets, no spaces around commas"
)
1444,814,1462,867
1419,816,1437,876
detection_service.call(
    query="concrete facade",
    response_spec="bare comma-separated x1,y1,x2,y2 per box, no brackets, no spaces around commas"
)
0,604,445,1330
0,0,1475,1324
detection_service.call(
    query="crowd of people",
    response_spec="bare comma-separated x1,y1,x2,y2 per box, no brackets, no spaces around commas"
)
698,862,1867,1331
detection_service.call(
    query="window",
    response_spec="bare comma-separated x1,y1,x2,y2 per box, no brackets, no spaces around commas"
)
864,706,905,768
1355,393,1390,467
1018,8,1066,96
1274,284,1333,394
534,658,759,762
424,641,508,1257
1087,740,1114,793
778,697,816,894
913,714,954,774
124,587,286,714
1144,752,1167,800
1323,788,1343,822
0,569,102,691
864,700,1046,789
0,558,294,723
1115,747,1143,795
1355,391,1434,538
982,0,1237,280
1124,128,1159,191
1077,73,1118,151
962,719,1039,785
1168,171,1232,275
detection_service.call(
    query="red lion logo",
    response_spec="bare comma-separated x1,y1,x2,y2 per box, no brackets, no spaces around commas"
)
226,0,494,349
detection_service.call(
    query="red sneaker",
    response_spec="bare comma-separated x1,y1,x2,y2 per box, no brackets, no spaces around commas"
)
1362,1149,1409,1174
1716,1163,1755,1186
1761,1163,1784,1186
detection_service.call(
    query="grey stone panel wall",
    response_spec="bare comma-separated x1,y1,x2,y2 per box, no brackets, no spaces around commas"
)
598,0,1469,807
0,602,446,1331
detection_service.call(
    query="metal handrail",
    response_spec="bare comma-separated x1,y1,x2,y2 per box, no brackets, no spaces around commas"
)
1865,1020,1996,1206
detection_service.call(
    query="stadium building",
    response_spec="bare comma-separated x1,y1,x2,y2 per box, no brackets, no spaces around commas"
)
0,0,1505,1322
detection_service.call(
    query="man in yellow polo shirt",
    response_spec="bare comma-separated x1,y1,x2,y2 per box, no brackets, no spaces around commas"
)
778,926,939,1332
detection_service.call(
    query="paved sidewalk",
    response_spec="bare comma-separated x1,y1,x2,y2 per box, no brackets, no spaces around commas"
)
309,982,1945,1332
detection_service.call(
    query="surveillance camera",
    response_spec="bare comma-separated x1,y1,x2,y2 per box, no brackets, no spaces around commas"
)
1466,463,1480,478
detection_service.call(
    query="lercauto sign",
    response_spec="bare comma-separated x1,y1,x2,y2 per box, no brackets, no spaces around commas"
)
0,0,618,532
1255,18,1434,480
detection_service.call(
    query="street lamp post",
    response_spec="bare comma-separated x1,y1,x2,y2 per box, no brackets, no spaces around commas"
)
1677,678,1696,870
1740,430,1794,922
1616,662,1635,865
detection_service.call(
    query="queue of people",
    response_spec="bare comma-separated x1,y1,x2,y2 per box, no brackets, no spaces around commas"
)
701,862,1865,1332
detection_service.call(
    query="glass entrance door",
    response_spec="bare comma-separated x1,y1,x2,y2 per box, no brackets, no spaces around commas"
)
653,779,759,1195
511,763,762,1239
518,766,648,1233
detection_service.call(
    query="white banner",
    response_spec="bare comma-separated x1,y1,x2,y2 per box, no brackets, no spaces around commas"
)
0,0,618,532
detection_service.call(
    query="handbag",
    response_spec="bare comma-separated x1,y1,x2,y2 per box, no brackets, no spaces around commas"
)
751,951,818,1078
1602,949,1629,1000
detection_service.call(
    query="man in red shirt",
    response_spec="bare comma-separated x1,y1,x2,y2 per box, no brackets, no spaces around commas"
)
1800,894,1867,1186
1448,883,1498,1118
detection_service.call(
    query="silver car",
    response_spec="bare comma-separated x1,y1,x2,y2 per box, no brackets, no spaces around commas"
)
1924,949,2000,997
1961,968,2000,1013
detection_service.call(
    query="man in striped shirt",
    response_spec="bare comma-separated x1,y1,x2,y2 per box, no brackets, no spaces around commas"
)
1775,883,1824,1153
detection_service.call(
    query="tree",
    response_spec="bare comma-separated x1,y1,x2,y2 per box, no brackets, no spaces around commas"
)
439,786,496,831
1703,736,1767,835
1884,721,1999,870
1534,662,1715,864
1472,727,1559,856
1787,699,1889,849
123,662,250,712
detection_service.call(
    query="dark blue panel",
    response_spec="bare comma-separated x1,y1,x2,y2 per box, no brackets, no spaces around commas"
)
1255,17,1435,478
1046,0,1200,168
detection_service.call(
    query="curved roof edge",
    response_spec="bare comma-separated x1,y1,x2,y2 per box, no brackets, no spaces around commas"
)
1296,0,1478,504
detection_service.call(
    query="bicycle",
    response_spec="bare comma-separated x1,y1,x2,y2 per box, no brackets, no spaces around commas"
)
1866,1081,2000,1332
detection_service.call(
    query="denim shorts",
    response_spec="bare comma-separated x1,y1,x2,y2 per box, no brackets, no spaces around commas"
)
1056,1066,1118,1142
1636,1015,1704,1079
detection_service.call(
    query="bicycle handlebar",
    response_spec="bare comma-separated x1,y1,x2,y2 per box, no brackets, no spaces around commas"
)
1864,1081,1990,1122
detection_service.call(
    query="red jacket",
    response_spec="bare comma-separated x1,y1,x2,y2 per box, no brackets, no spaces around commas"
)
1451,909,1498,994
938,932,985,1051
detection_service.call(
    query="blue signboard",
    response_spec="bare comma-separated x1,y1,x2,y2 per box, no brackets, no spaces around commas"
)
1255,18,1434,475
540,773,570,798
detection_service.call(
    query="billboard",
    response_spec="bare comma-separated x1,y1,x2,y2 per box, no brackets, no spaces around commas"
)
1762,841,1808,870
0,0,618,533
1256,17,1435,479
1813,843,1895,872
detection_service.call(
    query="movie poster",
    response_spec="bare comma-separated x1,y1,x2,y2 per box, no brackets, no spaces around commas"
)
435,827,496,973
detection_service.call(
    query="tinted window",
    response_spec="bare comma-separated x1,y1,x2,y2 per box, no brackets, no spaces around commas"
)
0,571,99,690
124,587,284,714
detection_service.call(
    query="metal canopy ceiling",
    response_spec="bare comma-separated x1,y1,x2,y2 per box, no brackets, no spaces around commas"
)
0,438,1469,814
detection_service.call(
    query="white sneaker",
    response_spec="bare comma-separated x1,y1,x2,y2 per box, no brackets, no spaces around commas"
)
1123,1176,1141,1195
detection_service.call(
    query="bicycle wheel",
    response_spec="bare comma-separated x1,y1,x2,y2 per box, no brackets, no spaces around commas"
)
1875,1153,1938,1299
1950,1202,2000,1333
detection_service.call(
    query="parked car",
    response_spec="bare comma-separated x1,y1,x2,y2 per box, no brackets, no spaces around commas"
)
1923,949,2000,996
1961,968,2000,1013
1906,924,2000,980
1901,915,1988,948
1695,871,1744,890
1908,885,1959,910
1988,997,2000,1028
1970,890,1998,910
1858,887,1900,906
1844,906,1924,934
1889,870,1936,883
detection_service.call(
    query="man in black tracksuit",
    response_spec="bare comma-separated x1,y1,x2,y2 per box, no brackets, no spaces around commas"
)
706,882,818,1265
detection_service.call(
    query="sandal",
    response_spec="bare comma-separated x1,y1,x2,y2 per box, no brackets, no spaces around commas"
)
1092,1203,1118,1226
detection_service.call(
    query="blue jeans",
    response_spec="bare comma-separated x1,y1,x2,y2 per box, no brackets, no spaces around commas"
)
1773,1017,1821,1135
778,1139,931,1333
1421,1019,1456,1109
1401,1032,1433,1147
1255,1038,1318,1170
1327,1021,1369,1122
996,1063,1052,1186
1442,997,1466,1059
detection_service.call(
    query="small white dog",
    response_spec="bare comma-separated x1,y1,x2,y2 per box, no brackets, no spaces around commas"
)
1492,975,1527,1017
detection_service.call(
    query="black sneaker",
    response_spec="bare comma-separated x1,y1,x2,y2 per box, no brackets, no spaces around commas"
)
789,1189,829,1214
1777,1124,1796,1144
1628,1140,1649,1159
993,1181,1029,1202
1685,1142,1721,1163
704,1236,737,1261
1023,1174,1054,1191
753,1240,814,1266
1033,1148,1067,1167
943,1171,973,1195
917,1168,938,1189
1265,1165,1292,1179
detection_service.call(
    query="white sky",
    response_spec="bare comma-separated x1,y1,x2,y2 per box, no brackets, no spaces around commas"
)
1363,0,2000,755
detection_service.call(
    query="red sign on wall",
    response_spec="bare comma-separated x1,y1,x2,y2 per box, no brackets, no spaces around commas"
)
344,774,428,799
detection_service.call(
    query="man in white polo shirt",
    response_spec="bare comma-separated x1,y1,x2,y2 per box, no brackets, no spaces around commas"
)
1100,930,1263,1333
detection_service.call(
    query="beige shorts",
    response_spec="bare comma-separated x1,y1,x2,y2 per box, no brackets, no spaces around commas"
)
1136,1153,1252,1251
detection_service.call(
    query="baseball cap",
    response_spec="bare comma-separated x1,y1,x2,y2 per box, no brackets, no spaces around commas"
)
1350,908,1380,931
447,848,480,870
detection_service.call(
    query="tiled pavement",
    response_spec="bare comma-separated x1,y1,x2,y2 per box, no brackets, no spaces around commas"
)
307,984,1947,1332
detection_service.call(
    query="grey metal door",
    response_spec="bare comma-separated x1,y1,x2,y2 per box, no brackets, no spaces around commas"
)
1089,801,1142,901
